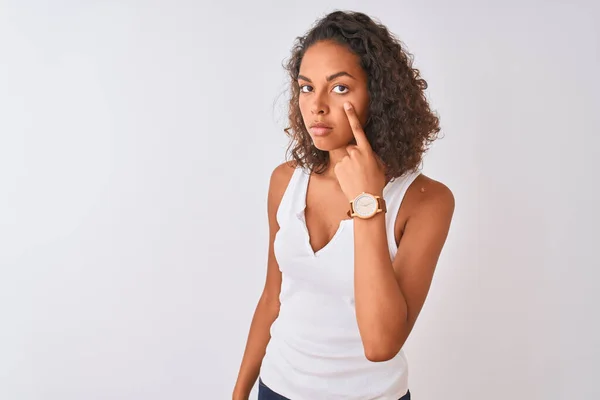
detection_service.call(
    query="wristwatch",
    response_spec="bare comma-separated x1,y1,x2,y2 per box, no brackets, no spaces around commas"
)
347,192,387,219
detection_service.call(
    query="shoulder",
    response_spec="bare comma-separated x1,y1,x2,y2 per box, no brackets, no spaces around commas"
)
267,161,298,211
405,173,455,221
269,161,297,196
270,160,297,186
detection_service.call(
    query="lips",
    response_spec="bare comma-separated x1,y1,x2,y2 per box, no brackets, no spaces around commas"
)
308,121,333,136
311,122,332,128
309,126,333,136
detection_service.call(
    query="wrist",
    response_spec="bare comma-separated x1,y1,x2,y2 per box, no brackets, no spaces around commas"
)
348,188,384,202
348,192,387,219
353,209,385,225
232,385,250,400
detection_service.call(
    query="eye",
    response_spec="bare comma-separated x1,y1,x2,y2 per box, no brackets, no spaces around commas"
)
298,84,348,94
333,85,349,94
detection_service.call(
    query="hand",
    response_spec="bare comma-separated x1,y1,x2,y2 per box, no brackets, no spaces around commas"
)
334,101,386,201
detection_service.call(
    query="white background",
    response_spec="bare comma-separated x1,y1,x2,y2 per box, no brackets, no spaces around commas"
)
1,1,599,399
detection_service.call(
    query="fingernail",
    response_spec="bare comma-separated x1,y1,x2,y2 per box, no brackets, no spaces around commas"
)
344,102,352,110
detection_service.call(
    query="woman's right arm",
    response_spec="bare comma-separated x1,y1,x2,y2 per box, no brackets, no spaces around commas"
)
232,162,295,400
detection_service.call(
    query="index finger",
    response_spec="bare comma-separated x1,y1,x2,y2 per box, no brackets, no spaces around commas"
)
343,102,370,149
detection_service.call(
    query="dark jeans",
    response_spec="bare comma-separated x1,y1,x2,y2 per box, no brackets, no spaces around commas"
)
258,378,411,400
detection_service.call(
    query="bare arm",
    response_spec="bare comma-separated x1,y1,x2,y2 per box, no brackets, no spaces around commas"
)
232,162,295,399
353,177,455,362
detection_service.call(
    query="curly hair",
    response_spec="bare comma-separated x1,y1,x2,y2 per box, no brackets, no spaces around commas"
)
283,10,441,179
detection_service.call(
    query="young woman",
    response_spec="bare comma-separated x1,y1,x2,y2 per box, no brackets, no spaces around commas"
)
233,10,455,400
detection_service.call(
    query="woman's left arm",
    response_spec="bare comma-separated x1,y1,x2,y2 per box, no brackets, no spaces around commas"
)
353,182,455,362
334,101,455,362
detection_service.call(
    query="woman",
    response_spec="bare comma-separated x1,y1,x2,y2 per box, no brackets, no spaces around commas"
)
233,10,454,400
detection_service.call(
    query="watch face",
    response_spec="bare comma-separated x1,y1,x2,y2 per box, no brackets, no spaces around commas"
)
354,193,378,218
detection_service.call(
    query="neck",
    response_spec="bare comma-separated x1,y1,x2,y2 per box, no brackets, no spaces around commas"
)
320,148,348,179
322,148,391,185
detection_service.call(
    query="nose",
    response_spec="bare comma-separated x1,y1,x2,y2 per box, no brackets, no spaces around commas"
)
310,91,329,115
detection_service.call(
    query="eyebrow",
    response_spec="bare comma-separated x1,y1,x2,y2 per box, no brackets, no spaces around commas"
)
297,71,356,83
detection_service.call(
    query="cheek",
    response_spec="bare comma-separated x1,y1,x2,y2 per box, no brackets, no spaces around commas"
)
352,95,370,123
338,93,368,119
297,94,369,127
338,104,369,128
298,99,311,123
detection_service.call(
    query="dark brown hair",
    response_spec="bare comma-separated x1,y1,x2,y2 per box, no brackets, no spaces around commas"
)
283,10,441,179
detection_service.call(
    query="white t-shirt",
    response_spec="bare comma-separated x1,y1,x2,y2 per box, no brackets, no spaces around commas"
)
259,166,421,400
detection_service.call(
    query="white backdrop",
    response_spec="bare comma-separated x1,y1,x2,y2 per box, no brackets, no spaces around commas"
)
1,1,599,399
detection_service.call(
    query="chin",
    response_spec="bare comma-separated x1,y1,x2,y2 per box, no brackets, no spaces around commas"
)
312,137,351,152
312,138,340,151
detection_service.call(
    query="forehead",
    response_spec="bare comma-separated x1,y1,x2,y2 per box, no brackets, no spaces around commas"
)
299,40,364,77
